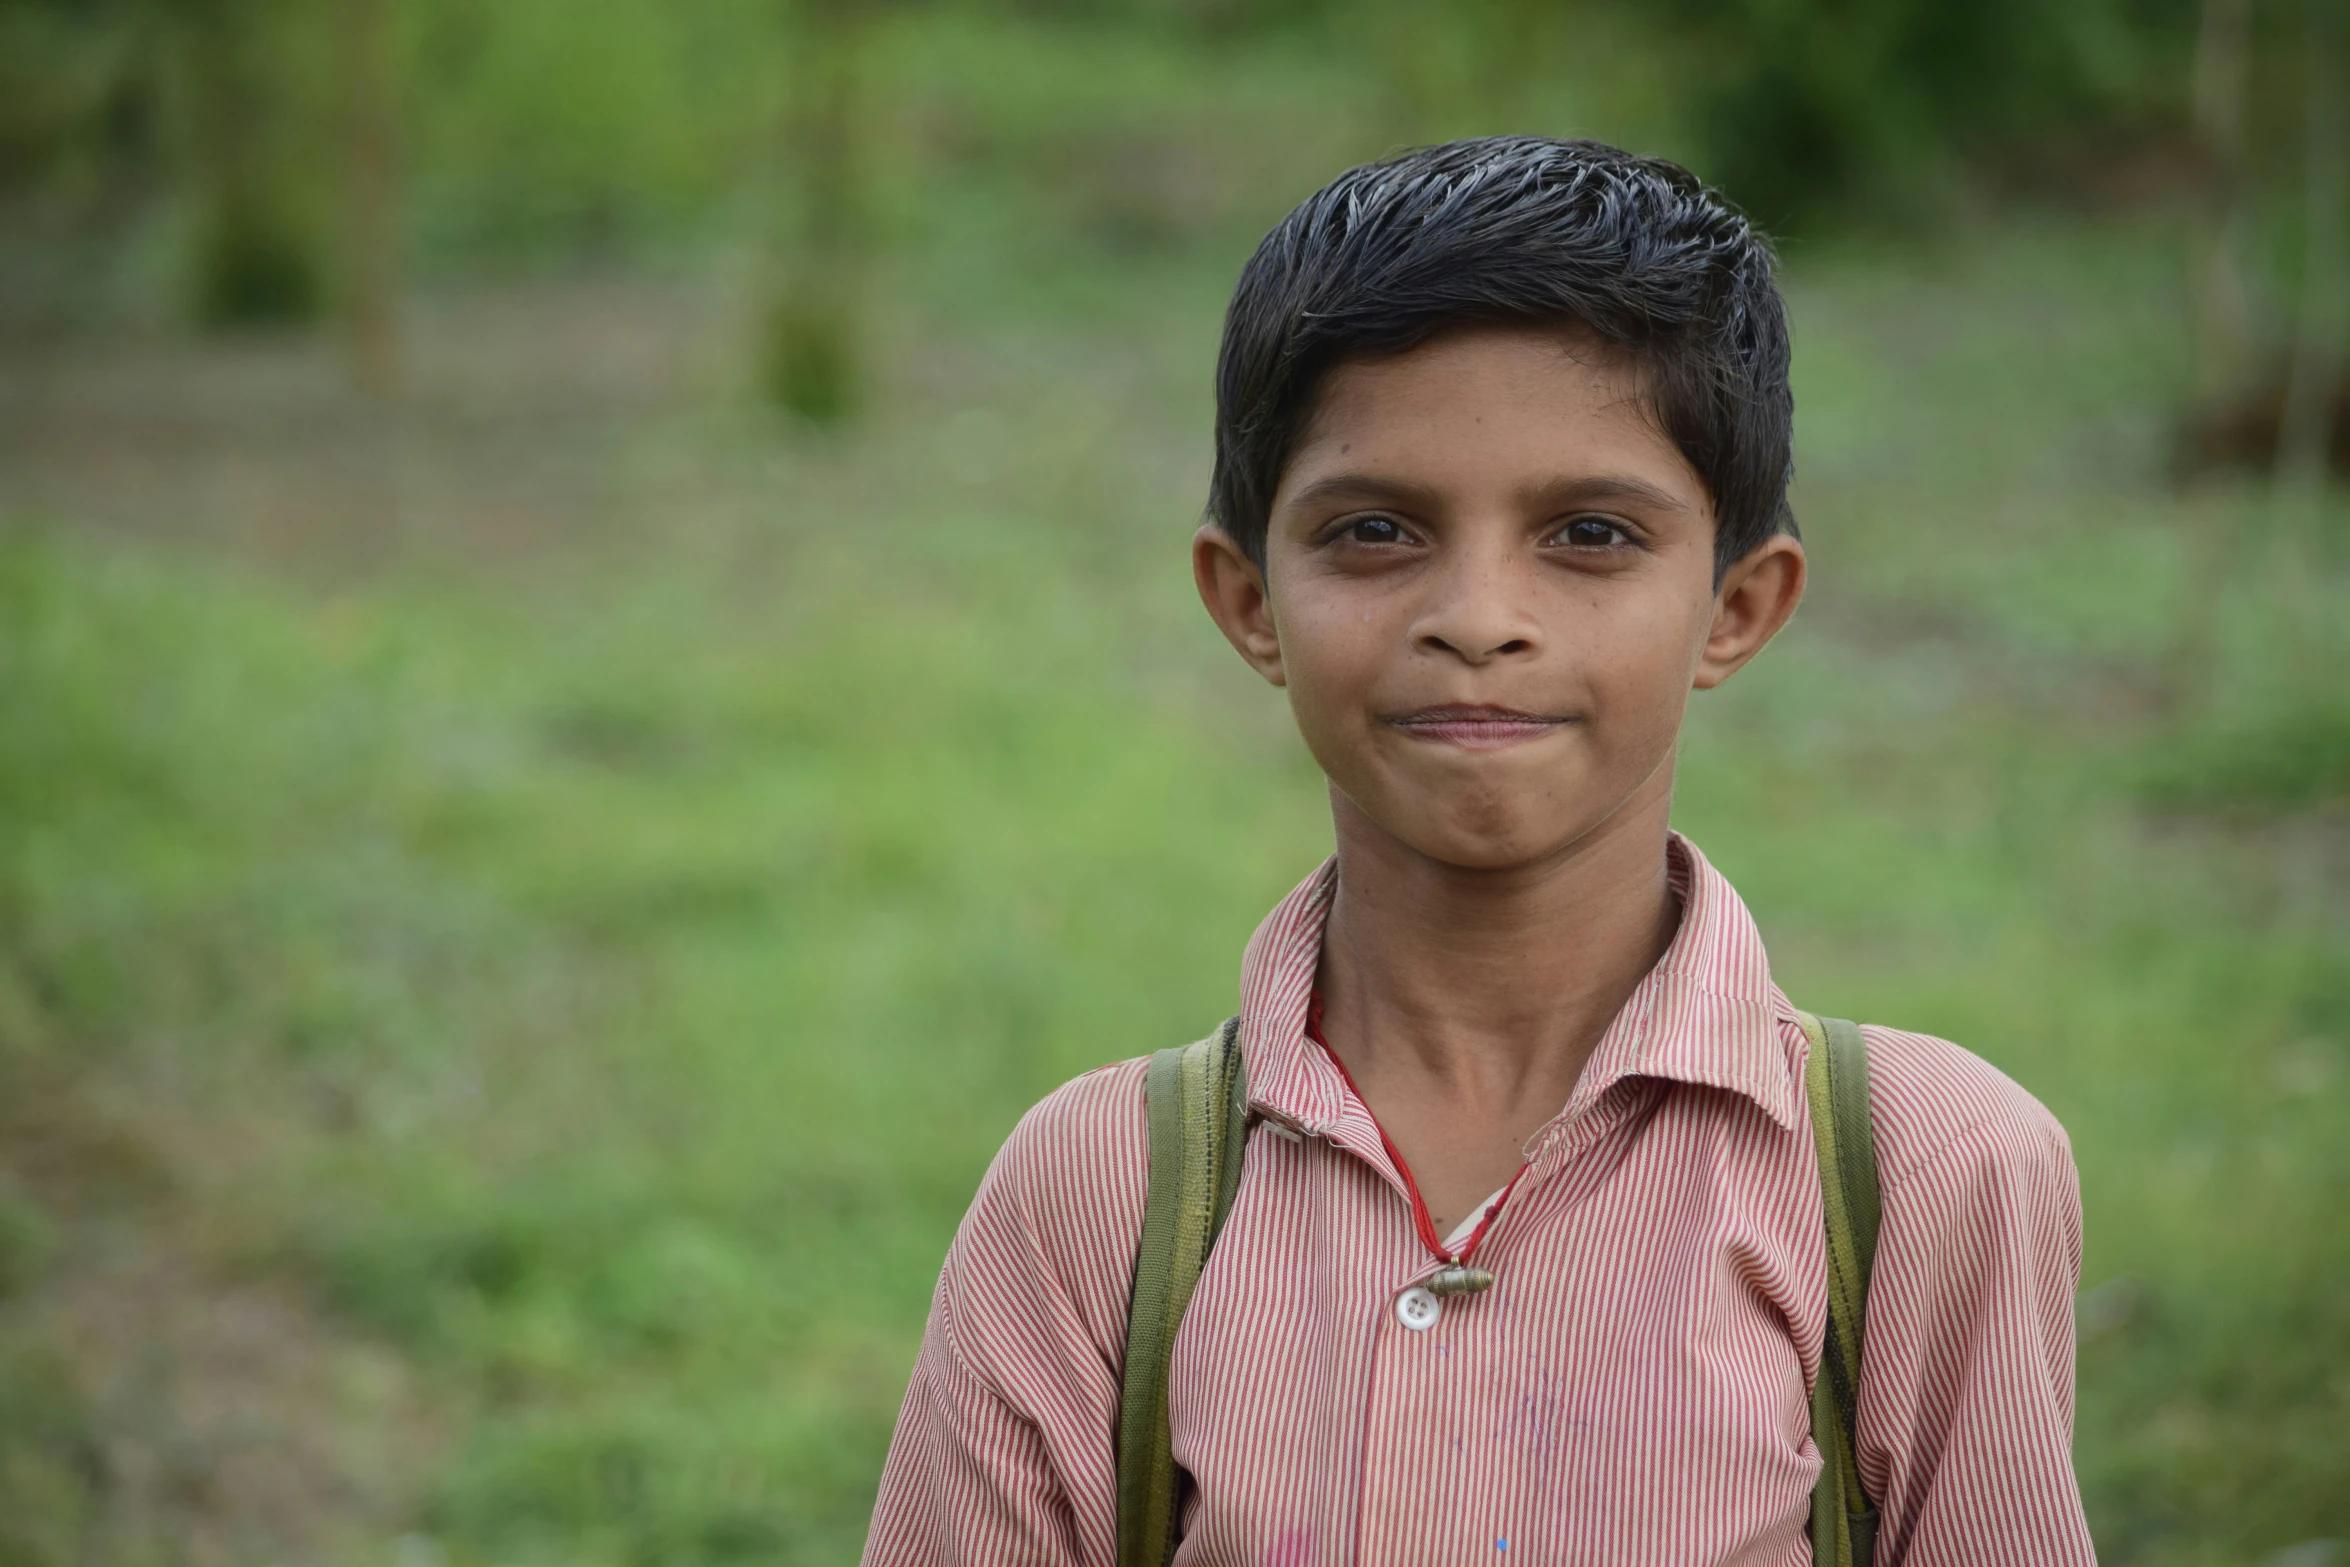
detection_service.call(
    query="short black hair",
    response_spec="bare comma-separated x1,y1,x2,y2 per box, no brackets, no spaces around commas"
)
1209,136,1796,582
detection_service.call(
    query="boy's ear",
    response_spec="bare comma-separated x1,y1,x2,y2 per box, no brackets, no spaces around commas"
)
1193,523,1287,687
1693,535,1806,691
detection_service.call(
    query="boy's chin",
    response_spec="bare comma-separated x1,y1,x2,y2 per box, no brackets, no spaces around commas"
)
1371,807,1615,875
1332,768,1660,874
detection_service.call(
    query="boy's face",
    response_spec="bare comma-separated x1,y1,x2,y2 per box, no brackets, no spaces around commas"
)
1196,324,1804,872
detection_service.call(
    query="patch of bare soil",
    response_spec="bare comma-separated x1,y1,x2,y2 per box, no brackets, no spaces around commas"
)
2176,368,2350,483
0,273,735,584
28,1250,440,1567
0,1044,446,1567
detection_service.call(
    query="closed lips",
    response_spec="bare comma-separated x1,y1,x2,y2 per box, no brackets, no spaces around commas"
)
1389,706,1569,748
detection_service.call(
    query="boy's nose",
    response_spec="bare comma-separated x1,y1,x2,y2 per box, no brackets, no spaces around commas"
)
1411,553,1542,665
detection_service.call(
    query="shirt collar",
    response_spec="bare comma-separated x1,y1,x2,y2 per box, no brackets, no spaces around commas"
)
1234,832,1802,1141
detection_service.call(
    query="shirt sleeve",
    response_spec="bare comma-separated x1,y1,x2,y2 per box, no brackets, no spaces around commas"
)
1856,1101,2095,1566
862,1062,1147,1567
860,1272,1090,1567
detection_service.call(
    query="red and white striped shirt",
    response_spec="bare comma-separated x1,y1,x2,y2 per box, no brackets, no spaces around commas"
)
863,835,2093,1565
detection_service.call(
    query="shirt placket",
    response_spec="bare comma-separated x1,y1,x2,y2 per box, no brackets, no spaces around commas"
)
1344,1075,1642,1567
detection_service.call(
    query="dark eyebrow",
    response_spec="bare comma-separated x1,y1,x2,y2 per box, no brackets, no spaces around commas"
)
1281,471,1697,516
1521,474,1696,515
1280,473,1448,514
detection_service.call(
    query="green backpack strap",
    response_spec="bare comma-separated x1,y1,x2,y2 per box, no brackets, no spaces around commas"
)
1796,1011,1883,1567
1117,1017,1248,1567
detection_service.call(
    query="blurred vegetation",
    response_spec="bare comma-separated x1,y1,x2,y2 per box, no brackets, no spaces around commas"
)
0,0,2314,281
0,3,2346,1566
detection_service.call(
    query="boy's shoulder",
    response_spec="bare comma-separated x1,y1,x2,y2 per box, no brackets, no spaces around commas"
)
984,1054,1152,1219
939,1057,1152,1375
1851,1021,2075,1194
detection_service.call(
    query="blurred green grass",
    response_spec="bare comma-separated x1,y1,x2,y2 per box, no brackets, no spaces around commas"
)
3,210,2347,1567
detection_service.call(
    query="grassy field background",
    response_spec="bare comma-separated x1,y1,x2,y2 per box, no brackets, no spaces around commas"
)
3,24,2348,1565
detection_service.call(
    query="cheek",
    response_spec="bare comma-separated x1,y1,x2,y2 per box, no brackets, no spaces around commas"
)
1573,592,1715,729
1268,592,1406,788
1273,589,1393,705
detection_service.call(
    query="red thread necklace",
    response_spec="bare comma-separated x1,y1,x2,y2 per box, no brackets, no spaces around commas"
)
1304,990,1526,1273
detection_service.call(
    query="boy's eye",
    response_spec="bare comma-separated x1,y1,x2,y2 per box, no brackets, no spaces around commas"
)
1555,516,1635,549
1341,514,1409,545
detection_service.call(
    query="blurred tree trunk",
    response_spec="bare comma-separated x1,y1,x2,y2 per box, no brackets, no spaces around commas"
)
181,0,320,328
2189,0,2252,406
2171,0,2256,713
337,0,401,396
762,0,868,424
2274,0,2344,515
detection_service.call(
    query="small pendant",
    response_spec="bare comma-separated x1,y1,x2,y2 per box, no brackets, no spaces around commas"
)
1427,1264,1495,1297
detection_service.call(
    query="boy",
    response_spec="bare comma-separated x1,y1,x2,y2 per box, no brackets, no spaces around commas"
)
863,137,2093,1565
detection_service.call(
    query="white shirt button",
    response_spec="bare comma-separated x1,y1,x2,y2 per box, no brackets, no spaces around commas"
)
1394,1286,1442,1331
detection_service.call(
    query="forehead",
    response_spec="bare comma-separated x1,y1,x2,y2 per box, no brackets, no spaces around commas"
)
1284,323,1698,499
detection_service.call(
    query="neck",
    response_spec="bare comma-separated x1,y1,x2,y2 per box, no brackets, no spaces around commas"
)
1315,767,1681,1108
